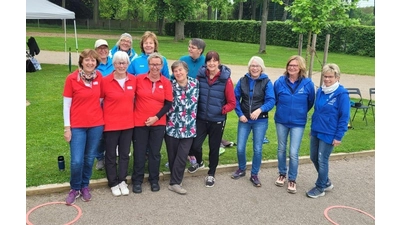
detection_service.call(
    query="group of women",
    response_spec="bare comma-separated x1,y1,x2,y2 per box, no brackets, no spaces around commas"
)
62,32,350,205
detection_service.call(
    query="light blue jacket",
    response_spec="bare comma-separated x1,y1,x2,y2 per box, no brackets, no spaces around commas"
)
96,56,114,77
127,53,169,78
179,55,205,78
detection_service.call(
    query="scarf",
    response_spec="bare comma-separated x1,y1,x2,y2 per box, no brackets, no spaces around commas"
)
79,69,97,82
322,81,339,94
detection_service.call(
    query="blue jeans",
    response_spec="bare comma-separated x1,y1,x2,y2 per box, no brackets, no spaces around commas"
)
69,125,104,190
236,121,268,175
309,134,333,189
276,123,305,181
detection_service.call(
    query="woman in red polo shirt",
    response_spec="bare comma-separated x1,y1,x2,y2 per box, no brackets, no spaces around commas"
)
101,51,136,197
63,49,104,205
131,52,173,194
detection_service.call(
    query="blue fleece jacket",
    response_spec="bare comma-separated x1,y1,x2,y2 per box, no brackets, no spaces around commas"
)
109,45,138,62
96,56,114,77
273,75,315,127
127,53,169,78
179,55,205,78
310,85,350,144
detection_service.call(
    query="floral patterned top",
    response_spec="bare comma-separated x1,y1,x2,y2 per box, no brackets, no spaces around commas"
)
165,77,199,139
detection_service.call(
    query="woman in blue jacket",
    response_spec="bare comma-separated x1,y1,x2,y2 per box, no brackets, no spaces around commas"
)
231,56,275,187
273,55,315,194
306,63,350,198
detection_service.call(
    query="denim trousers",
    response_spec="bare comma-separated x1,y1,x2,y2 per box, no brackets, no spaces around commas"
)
276,123,305,181
95,133,105,161
309,135,334,189
236,120,268,175
69,125,104,190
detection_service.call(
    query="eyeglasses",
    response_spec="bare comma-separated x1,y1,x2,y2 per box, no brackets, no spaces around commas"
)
149,64,162,68
120,39,131,44
323,75,336,79
116,62,127,66
288,64,299,68
250,65,260,68
188,45,198,50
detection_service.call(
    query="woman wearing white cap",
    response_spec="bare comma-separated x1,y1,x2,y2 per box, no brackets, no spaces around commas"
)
109,33,138,62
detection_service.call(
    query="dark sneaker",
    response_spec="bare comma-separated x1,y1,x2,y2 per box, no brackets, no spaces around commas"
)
306,187,325,199
325,180,334,191
287,180,297,194
187,161,204,174
80,187,92,202
275,174,286,187
96,159,104,170
205,175,215,187
250,175,261,187
65,189,80,205
231,168,246,179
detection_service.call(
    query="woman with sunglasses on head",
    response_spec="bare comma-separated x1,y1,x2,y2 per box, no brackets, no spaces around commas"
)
306,63,350,198
131,52,173,194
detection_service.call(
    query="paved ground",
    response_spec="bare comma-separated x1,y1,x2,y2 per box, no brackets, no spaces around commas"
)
26,152,375,225
27,46,376,224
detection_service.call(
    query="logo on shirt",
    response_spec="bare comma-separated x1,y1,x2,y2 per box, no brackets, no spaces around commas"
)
93,81,99,85
328,97,337,105
127,86,132,90
159,85,164,89
298,87,304,93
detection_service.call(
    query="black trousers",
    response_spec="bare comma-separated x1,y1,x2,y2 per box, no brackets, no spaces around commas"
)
190,119,225,177
104,128,133,187
164,135,193,185
132,125,165,185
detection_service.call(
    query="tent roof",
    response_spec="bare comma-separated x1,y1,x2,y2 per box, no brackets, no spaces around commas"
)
26,0,75,19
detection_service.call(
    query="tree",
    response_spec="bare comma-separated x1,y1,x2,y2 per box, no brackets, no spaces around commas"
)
258,0,270,53
236,0,247,20
164,0,198,41
272,0,360,78
147,0,170,35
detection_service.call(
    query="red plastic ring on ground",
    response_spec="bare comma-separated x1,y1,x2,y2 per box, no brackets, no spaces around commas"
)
324,205,375,225
26,201,82,225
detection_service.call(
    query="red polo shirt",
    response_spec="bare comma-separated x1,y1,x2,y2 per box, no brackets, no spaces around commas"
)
63,70,104,128
134,73,173,127
101,73,136,131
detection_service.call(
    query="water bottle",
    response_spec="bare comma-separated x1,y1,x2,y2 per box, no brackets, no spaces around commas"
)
58,156,65,171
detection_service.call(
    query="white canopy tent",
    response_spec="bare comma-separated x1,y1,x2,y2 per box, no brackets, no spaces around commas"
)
26,0,79,60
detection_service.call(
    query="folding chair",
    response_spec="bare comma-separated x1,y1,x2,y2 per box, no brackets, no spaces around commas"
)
366,88,375,121
346,88,370,126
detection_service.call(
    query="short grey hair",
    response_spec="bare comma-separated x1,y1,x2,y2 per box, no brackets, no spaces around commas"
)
247,56,266,73
112,51,130,66
322,63,341,78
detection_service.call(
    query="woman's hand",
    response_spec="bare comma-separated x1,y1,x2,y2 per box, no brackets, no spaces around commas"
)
250,108,261,120
239,115,248,123
64,129,71,142
145,116,159,126
332,139,341,147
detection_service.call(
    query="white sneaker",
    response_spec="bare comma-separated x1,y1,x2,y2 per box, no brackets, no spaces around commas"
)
111,185,121,197
119,181,129,196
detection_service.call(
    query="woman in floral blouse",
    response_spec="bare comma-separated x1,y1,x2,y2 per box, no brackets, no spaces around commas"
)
165,60,199,195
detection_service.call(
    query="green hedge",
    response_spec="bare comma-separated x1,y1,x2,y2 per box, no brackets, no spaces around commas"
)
165,20,375,57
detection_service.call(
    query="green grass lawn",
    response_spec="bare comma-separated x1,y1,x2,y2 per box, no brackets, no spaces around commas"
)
26,26,375,76
26,63,375,187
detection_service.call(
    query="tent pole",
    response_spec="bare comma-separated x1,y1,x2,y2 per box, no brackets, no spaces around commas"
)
74,20,78,54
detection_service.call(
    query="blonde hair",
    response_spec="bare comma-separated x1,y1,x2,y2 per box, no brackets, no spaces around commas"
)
284,55,307,78
322,63,341,78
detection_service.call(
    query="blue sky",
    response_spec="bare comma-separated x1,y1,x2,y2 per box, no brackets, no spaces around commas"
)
357,0,375,8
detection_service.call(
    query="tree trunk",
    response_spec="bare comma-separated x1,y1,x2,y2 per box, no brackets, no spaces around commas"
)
207,6,213,20
281,0,289,21
258,0,269,54
251,0,256,20
239,2,243,20
174,21,185,41
93,0,99,24
157,17,164,36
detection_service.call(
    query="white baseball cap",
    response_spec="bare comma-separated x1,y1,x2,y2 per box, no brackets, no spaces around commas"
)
94,39,108,48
